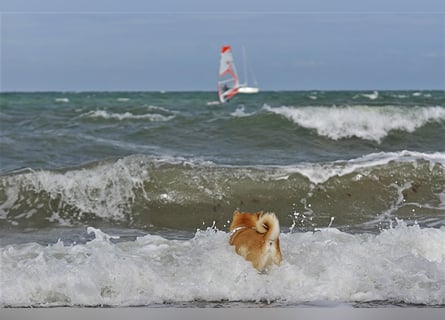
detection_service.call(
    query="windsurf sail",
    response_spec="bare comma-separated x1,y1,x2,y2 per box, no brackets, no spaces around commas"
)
217,45,240,103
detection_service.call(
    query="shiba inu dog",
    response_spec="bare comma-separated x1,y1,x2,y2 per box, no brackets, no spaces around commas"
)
229,210,282,272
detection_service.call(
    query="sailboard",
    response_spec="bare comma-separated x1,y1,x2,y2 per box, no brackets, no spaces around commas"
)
217,45,240,103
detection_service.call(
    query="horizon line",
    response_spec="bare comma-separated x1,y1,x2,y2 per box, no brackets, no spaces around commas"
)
1,88,444,94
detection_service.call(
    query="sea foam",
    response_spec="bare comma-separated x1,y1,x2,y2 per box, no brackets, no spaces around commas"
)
1,222,444,307
80,109,174,121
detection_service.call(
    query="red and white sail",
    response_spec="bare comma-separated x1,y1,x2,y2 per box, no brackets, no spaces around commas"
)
217,45,240,103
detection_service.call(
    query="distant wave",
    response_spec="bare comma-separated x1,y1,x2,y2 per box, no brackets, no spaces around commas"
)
80,109,175,121
355,90,379,100
230,106,255,117
264,105,445,142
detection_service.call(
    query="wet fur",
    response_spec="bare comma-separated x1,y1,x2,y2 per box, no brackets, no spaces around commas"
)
229,210,282,272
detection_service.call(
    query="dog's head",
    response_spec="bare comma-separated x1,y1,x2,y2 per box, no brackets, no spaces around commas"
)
230,210,263,229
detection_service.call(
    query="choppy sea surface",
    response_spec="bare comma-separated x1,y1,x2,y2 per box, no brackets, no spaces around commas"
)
1,90,444,307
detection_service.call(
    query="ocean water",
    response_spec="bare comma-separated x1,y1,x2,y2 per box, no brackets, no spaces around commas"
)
0,90,444,307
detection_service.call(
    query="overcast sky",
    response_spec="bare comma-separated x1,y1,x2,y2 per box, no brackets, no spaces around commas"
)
1,0,444,91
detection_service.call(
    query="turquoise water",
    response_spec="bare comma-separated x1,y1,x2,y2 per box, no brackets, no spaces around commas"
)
2,91,444,170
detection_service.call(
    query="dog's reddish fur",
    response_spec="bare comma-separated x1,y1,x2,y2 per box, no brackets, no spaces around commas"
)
229,210,282,272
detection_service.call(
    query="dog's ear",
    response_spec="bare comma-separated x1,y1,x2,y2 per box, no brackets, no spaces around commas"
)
256,211,263,218
233,209,241,217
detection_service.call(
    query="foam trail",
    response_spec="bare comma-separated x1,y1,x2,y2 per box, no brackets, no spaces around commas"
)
81,110,174,121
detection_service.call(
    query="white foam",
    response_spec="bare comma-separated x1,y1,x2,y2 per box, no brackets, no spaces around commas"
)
263,105,445,142
1,223,444,307
361,91,379,100
81,110,174,121
230,106,255,118
55,98,69,103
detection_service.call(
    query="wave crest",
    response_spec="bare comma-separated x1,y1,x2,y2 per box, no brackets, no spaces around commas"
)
80,106,175,121
1,152,444,232
264,105,445,142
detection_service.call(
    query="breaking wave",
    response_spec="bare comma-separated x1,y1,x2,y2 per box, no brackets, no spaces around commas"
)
263,105,445,142
1,152,444,232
